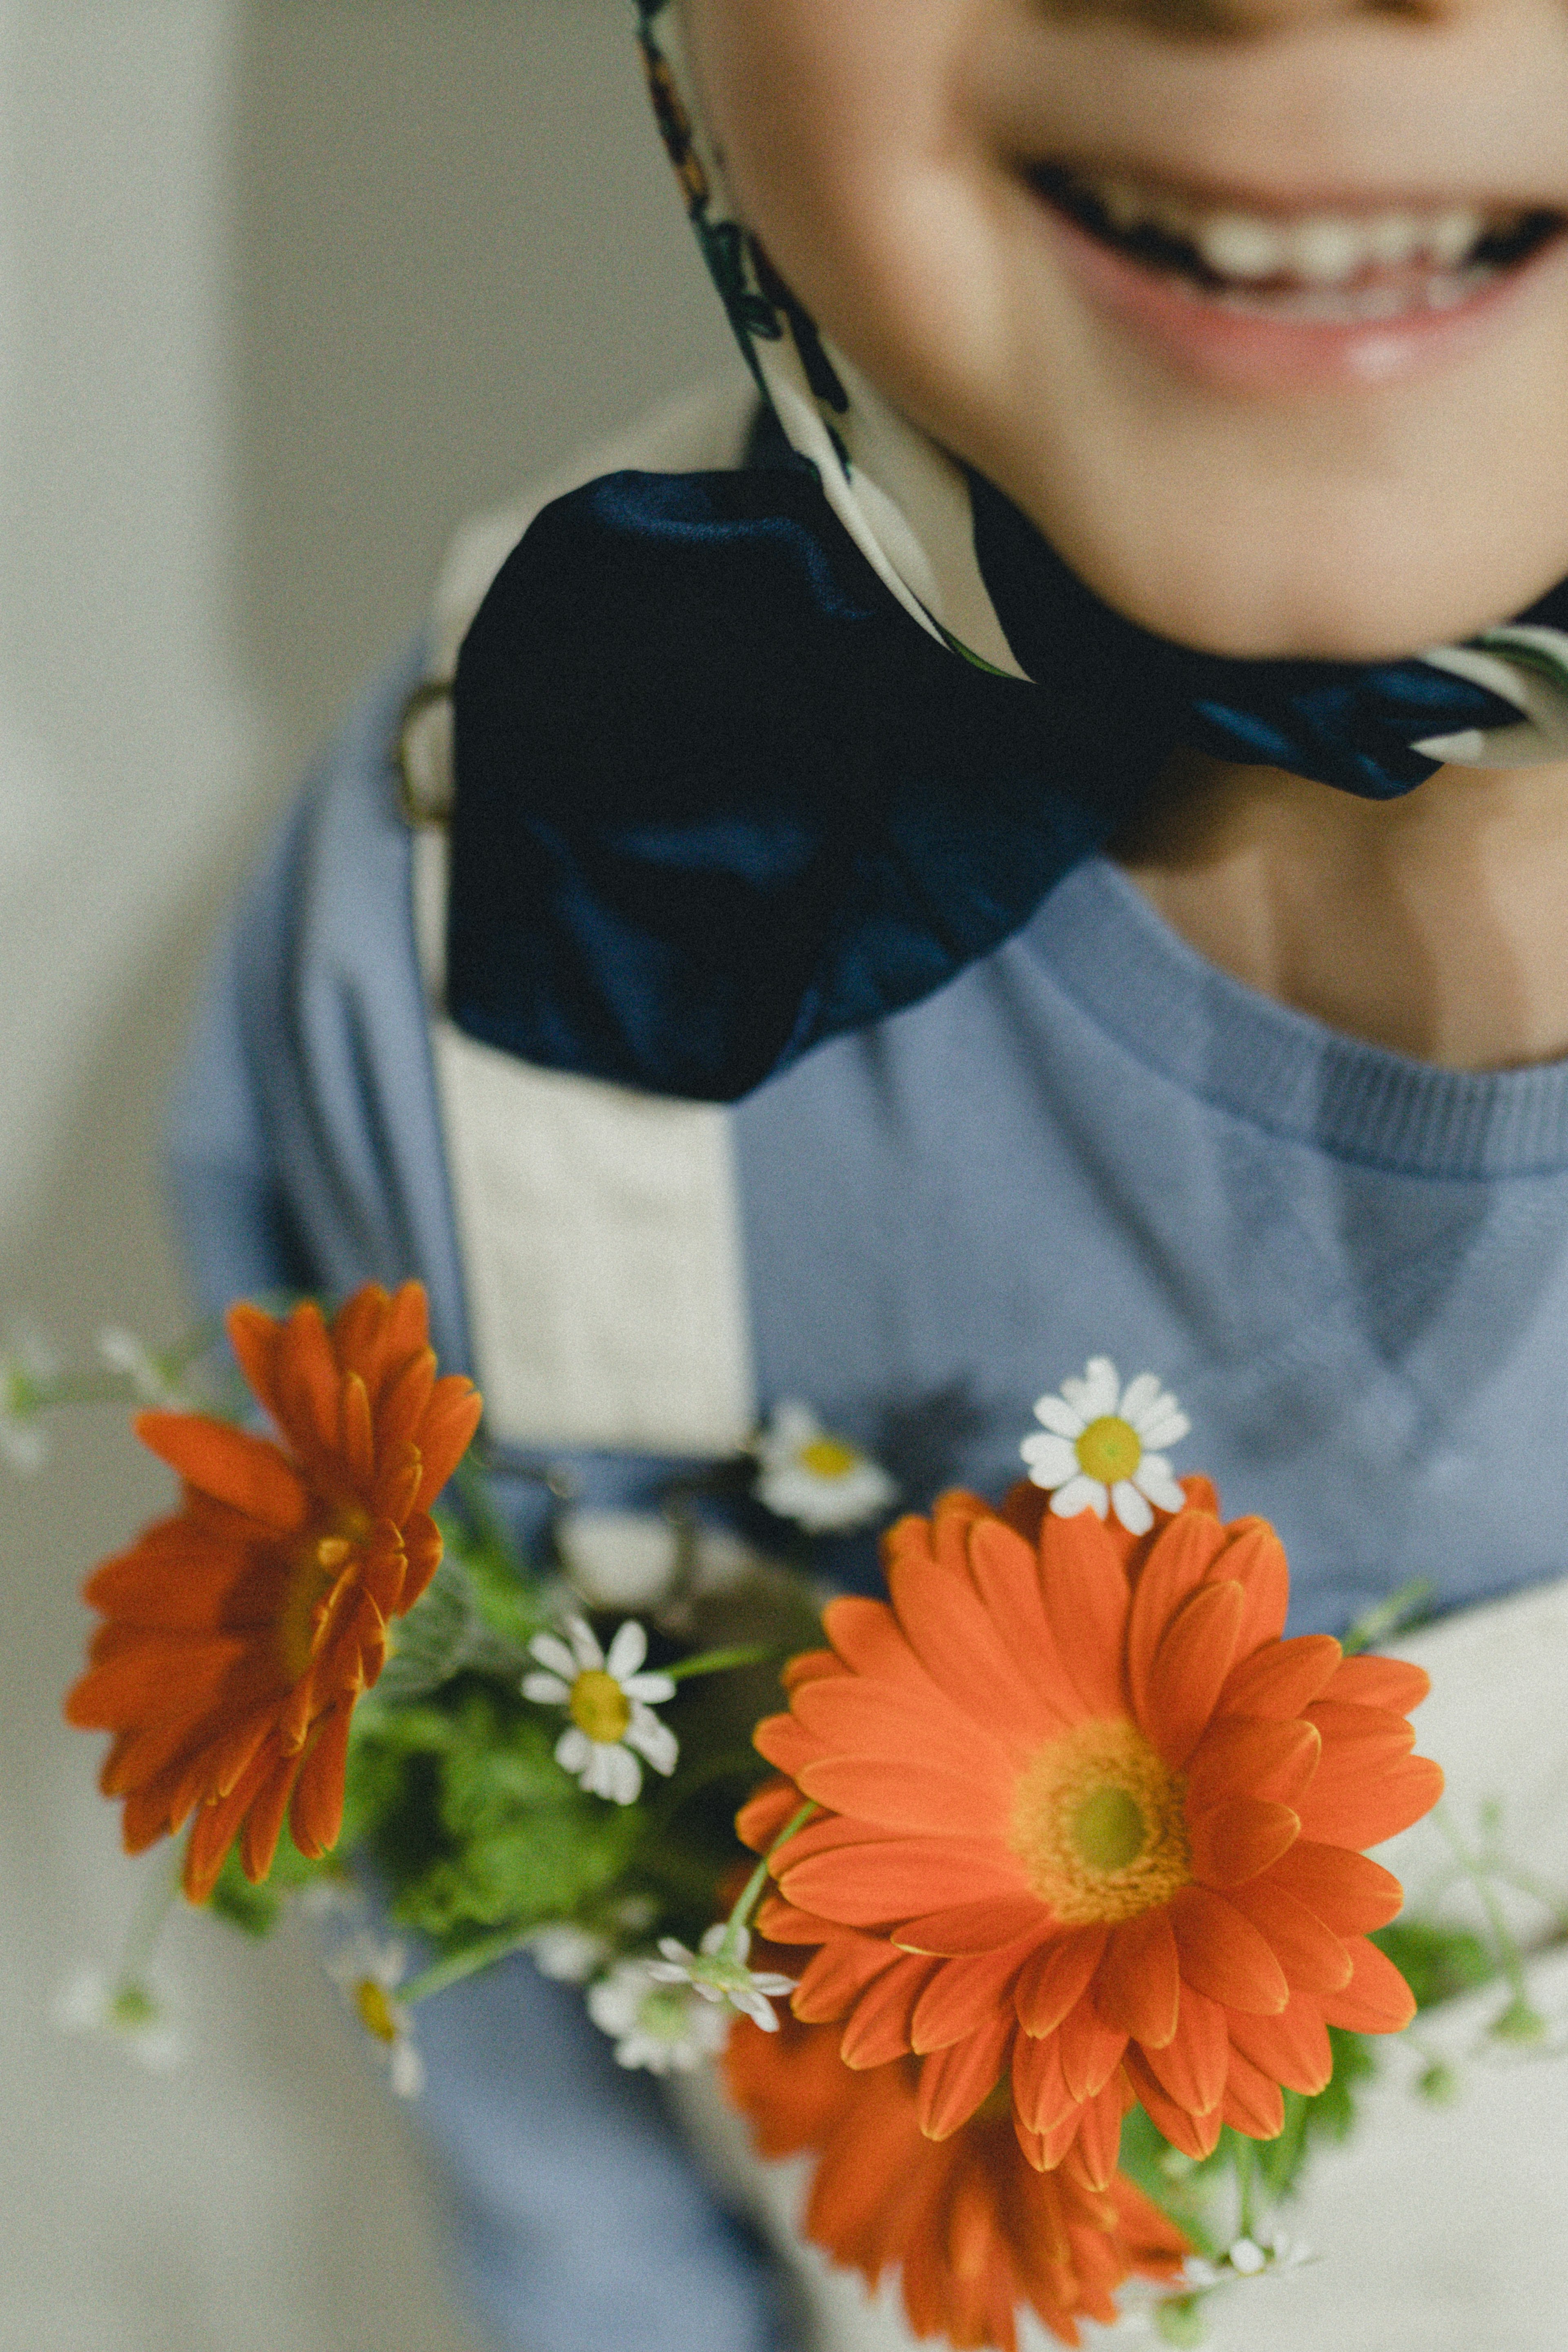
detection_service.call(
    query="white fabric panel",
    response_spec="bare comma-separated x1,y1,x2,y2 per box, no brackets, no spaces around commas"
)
413,384,759,1456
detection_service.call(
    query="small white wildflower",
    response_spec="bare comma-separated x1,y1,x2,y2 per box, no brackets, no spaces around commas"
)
528,1923,612,1984
648,1922,797,2031
327,1935,423,2098
96,1326,187,1407
1021,1356,1189,1535
1227,2238,1267,2277
556,1509,682,1610
53,1967,183,2073
587,1959,730,2074
0,1320,56,1474
296,1872,362,1925
523,1616,677,1805
754,1401,898,1534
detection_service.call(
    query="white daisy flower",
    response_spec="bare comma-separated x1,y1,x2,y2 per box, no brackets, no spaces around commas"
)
327,1934,424,2098
52,1966,183,2073
587,1958,731,2074
96,1325,188,1407
523,1616,677,1805
527,1923,612,1984
1020,1356,1189,1536
648,1922,797,2032
754,1400,898,1534
555,1509,681,1611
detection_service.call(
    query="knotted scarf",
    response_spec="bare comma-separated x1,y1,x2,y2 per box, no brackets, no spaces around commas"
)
443,0,1568,1103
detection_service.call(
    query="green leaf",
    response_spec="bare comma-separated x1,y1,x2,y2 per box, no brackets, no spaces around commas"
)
1373,1919,1497,2009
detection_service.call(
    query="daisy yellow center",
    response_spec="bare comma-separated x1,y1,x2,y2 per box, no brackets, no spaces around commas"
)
797,1436,861,1479
1075,1414,1143,1485
354,1978,399,2044
570,1669,632,1743
278,1507,373,1684
1010,1719,1191,1926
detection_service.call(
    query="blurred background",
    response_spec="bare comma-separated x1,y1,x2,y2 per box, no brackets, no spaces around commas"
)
0,5,734,2345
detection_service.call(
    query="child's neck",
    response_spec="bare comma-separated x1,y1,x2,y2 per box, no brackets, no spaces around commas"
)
1114,749,1568,1073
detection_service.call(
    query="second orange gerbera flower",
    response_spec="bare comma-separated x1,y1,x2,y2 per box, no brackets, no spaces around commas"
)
724,2004,1189,2349
744,1483,1442,2184
65,1283,481,1901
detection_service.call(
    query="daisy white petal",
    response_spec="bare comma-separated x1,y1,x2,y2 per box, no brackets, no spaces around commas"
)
1050,1474,1107,1520
522,1671,572,1705
1030,1394,1086,1440
528,1924,611,1983
604,1619,648,1681
1077,1356,1122,1418
601,1744,642,1805
1137,1405,1191,1450
529,1633,579,1681
1118,1370,1164,1424
733,1984,784,2031
555,1726,592,1775
1110,1480,1154,1536
624,1708,679,1776
1133,1456,1187,1514
622,1670,677,1705
1020,1432,1078,1487
565,1615,605,1672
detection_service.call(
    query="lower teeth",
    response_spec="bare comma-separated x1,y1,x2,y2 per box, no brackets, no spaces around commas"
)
1203,265,1494,323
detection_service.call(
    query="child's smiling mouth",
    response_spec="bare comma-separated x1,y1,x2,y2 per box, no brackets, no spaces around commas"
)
1027,163,1568,388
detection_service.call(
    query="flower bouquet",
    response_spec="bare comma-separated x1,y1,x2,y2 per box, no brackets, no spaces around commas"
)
40,1282,1541,2347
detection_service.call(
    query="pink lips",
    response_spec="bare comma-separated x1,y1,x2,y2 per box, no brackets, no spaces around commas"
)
1043,194,1566,394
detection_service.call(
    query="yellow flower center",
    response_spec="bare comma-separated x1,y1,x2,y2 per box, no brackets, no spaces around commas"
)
1075,1414,1143,1486
1010,1719,1191,1925
570,1669,632,1743
797,1436,862,1480
354,1978,400,2044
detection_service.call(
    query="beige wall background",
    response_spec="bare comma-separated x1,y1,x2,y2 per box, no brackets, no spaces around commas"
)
0,6,735,2347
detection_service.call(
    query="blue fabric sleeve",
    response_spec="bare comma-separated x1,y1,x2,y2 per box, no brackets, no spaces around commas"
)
165,646,787,2352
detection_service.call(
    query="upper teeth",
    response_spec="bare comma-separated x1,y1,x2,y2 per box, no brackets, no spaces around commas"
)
1082,174,1506,284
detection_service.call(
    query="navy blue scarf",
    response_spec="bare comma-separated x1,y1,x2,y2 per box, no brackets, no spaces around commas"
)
447,437,1547,1104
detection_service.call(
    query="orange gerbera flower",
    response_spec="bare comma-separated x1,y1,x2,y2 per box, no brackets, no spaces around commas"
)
742,1482,1441,2186
724,2003,1189,2350
65,1283,481,1902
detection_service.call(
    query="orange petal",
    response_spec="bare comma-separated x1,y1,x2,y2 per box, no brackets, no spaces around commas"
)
1144,1580,1245,1767
1058,1994,1128,2101
911,1940,1036,2054
1036,1513,1132,1719
916,2017,1013,2138
1294,1750,1444,1849
1225,1995,1333,2096
1012,2023,1077,2135
240,1753,297,1882
340,1372,375,1490
289,1698,353,1857
375,1344,438,1452
1263,1841,1406,1933
397,1514,444,1615
1125,1512,1231,1726
1224,1879,1352,1995
964,1518,1068,1703
1221,2045,1285,2140
1185,1714,1321,1813
753,1710,820,1779
1092,1910,1181,2048
791,1676,1007,1779
1123,2047,1223,2162
1316,1936,1417,2035
412,1377,483,1507
737,1777,802,1853
225,1301,285,1420
1067,2072,1133,2191
888,1553,1063,1743
793,1935,904,2024
782,1838,1025,1926
781,1647,848,1691
757,1893,847,1944
1015,1926,1109,2038
1218,1634,1342,1721
820,1594,933,1696
1321,1653,1430,1715
895,1893,1049,1955
841,1955,941,2067
1187,1795,1301,1888
1137,1982,1229,2114
135,1414,306,1532
1212,1521,1290,1657
797,1755,1010,1842
1168,1886,1289,2015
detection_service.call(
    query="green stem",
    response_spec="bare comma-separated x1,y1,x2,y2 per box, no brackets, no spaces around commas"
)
1233,2135,1259,2246
402,1925,538,2007
665,1642,779,1683
1431,1803,1530,2007
116,1849,183,1991
719,1800,817,1957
